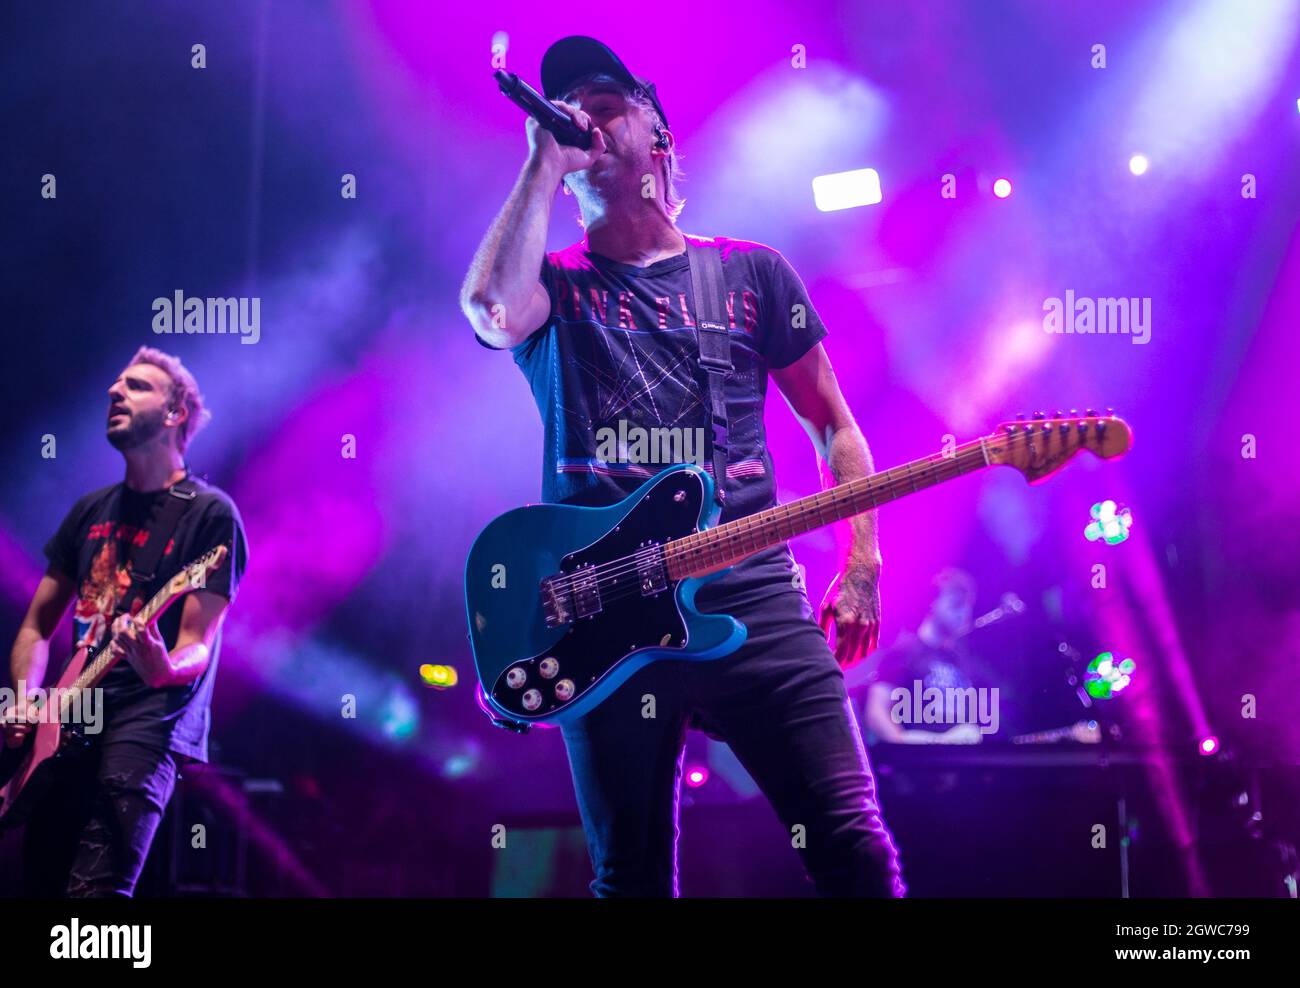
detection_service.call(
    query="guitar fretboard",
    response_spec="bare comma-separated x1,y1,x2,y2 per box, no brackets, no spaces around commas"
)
664,438,990,579
52,550,221,722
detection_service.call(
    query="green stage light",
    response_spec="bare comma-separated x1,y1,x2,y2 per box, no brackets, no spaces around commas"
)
1085,651,1136,699
1085,500,1133,545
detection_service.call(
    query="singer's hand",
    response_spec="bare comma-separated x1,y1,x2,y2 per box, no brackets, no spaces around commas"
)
527,100,607,180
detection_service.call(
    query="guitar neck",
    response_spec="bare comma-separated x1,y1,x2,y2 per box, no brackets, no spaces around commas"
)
55,579,174,720
665,437,990,579
39,544,226,725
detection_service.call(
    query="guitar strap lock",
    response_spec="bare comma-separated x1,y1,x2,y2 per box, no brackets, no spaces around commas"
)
686,238,733,508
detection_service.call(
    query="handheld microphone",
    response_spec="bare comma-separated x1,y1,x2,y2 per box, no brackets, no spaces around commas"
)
494,69,593,150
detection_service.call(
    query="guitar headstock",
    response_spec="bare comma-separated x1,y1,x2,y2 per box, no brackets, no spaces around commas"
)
985,411,1132,484
162,544,229,597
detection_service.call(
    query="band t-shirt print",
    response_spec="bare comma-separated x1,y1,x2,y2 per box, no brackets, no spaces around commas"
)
478,234,828,602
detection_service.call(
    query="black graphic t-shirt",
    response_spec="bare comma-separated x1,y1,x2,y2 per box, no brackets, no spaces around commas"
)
43,475,248,762
478,234,828,607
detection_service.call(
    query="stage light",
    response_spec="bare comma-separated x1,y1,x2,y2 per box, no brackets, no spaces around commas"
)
1199,735,1220,756
992,178,1012,198
419,663,459,689
442,740,483,779
1084,500,1133,545
1085,651,1136,699
812,168,882,211
379,689,419,741
1129,154,1149,176
685,766,709,788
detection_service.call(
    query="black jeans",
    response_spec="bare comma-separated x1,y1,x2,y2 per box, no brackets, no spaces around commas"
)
560,583,906,897
21,736,178,897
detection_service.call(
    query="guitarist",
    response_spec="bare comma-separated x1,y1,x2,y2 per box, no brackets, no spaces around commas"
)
862,568,991,745
1,347,248,897
462,37,903,896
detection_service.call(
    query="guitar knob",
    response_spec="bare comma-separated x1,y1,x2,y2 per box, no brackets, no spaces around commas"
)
555,679,575,702
506,667,527,689
522,689,543,711
539,657,559,679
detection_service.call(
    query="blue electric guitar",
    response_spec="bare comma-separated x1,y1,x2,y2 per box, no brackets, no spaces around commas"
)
466,413,1132,731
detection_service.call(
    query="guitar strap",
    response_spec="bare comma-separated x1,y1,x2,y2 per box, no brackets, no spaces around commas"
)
120,472,202,615
685,238,732,509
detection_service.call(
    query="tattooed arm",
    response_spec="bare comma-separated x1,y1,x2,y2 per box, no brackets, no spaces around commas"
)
771,343,882,667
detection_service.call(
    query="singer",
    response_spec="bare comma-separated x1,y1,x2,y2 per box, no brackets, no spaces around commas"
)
460,35,904,897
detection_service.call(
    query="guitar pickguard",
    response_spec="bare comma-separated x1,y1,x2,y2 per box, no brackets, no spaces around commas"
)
487,469,708,720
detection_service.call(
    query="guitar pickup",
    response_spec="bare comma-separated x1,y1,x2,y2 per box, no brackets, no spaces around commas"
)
570,565,602,618
637,543,667,596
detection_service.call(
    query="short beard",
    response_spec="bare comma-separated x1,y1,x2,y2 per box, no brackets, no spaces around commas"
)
572,146,661,214
107,408,166,451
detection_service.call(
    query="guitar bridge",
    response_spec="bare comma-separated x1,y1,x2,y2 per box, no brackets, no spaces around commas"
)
540,562,603,626
540,575,574,628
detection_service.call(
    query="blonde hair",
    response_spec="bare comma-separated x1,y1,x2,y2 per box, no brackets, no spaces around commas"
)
127,346,211,453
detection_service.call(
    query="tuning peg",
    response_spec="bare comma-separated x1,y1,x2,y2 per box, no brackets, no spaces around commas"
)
1070,408,1078,418
1033,411,1045,420
1106,407,1114,417
1085,408,1097,417
1016,412,1026,421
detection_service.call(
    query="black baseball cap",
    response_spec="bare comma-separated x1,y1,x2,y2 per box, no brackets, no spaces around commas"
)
541,36,669,129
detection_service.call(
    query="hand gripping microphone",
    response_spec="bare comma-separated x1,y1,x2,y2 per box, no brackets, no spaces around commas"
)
494,69,593,150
